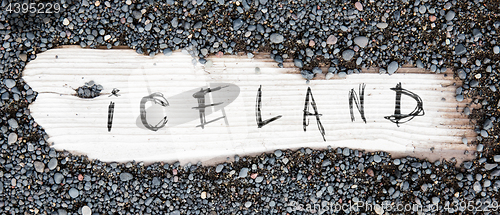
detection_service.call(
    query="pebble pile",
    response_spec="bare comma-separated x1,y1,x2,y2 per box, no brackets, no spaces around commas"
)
1,0,499,214
76,81,103,99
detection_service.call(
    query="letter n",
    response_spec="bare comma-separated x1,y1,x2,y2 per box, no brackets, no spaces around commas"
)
348,83,367,123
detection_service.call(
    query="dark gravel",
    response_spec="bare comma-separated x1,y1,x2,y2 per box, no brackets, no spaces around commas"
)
1,0,500,214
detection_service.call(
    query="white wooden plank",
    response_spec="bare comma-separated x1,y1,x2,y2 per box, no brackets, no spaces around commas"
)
23,47,476,165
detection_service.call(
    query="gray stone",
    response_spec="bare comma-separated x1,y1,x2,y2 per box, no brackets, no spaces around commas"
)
494,46,500,54
356,57,363,65
54,173,64,184
34,161,45,173
194,21,203,29
455,44,467,55
445,11,455,21
200,48,208,56
387,61,399,75
484,119,493,130
464,161,473,169
416,60,424,68
239,168,249,178
312,67,322,74
4,79,15,89
377,23,388,29
342,148,350,156
464,107,470,116
233,18,244,30
477,144,483,152
216,164,224,173
48,158,58,170
492,169,500,177
293,59,303,68
456,94,464,102
494,155,500,162
419,5,427,14
145,23,152,31
7,133,17,144
255,176,264,183
479,158,487,163
274,150,282,157
456,173,463,181
481,130,488,137
326,35,337,45
245,201,252,208
485,163,498,171
472,28,482,39
270,33,284,44
69,188,79,198
173,38,182,44
432,197,440,204
412,162,422,168
342,49,355,61
373,155,381,163
354,36,369,48
305,48,314,57
484,180,491,188
338,72,347,78
325,72,334,80
19,54,27,61
473,181,482,193
26,32,35,40
57,209,67,215
120,173,134,181
7,118,17,128
301,70,314,80
458,69,467,79
81,206,92,215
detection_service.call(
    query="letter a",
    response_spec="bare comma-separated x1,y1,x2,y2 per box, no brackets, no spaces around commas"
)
348,83,367,123
384,82,425,127
256,85,282,128
303,87,326,141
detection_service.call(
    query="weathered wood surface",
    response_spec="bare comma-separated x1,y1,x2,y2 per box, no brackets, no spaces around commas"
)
23,47,476,165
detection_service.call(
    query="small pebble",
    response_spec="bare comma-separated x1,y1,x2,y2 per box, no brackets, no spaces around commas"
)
48,158,58,170
387,61,399,75
377,23,388,29
81,206,92,215
7,133,17,144
34,161,45,173
69,188,79,198
342,49,355,61
120,173,133,181
354,2,363,11
326,35,338,45
494,155,500,162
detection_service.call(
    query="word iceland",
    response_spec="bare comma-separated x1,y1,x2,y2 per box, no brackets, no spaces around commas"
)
107,82,424,141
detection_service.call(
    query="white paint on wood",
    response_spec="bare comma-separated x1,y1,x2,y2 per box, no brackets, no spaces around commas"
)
23,47,476,165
